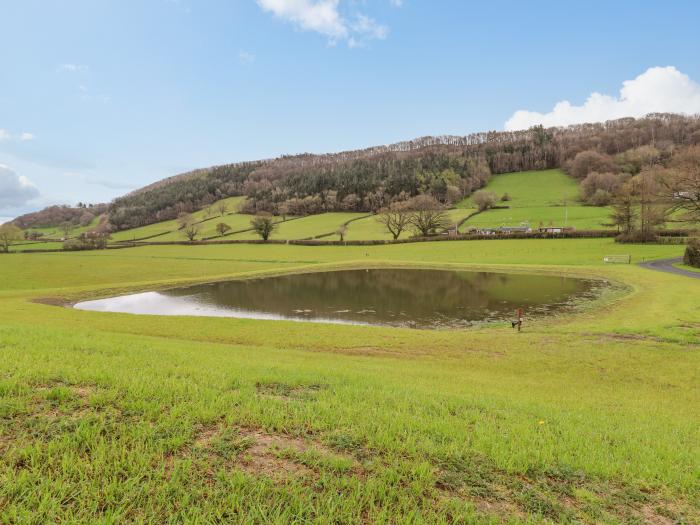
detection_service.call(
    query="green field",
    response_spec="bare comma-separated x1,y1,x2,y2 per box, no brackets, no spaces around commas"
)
459,169,613,231
226,212,368,241
24,215,104,240
462,206,612,231
110,196,248,242
1,238,698,523
345,209,476,241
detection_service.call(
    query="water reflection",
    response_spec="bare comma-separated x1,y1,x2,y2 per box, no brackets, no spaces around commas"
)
74,269,602,329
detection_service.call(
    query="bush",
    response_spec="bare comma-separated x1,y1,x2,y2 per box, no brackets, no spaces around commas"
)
500,193,511,202
581,172,620,202
589,188,613,206
472,190,497,212
63,239,90,251
63,231,111,251
684,238,700,267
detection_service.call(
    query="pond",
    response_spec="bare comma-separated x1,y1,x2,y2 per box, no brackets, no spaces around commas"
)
73,268,604,329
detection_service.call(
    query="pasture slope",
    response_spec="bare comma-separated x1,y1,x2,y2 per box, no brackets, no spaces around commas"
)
1,239,699,523
459,169,612,231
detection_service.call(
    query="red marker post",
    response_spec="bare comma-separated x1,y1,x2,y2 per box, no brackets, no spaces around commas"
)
512,308,524,332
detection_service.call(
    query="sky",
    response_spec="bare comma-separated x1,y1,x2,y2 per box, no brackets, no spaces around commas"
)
2,0,700,222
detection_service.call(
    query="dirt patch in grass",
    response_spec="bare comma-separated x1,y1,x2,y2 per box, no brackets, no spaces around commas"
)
433,459,698,524
638,504,675,525
189,423,362,482
255,381,325,400
31,297,70,307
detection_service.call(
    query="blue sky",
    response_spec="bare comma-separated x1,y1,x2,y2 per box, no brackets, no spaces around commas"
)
2,0,700,220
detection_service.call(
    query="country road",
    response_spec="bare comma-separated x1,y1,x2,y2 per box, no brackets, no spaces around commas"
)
639,257,700,279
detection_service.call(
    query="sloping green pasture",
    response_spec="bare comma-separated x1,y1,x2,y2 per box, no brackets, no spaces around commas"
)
459,169,613,231
0,239,698,523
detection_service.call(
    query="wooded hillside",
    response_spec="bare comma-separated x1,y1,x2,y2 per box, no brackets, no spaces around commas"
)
108,114,700,230
15,114,700,232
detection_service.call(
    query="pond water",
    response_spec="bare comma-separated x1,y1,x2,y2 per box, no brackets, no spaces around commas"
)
74,269,604,329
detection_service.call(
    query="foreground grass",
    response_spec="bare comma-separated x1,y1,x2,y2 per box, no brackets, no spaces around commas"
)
1,239,698,523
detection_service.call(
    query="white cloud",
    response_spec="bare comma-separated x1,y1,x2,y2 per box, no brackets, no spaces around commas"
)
257,0,387,46
239,50,256,64
257,0,347,39
389,0,403,6
0,129,10,141
58,63,89,73
505,66,700,131
0,165,40,211
351,14,388,40
20,132,35,141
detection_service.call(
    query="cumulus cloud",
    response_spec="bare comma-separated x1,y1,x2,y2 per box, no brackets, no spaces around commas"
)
20,132,35,141
0,165,40,211
257,0,387,46
505,66,700,131
0,129,10,141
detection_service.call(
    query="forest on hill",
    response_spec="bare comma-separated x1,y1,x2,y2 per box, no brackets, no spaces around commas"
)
13,113,700,232
106,113,700,231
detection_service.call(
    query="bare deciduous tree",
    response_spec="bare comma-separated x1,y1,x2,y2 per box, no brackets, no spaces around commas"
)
217,200,229,217
60,221,75,239
216,222,231,237
376,202,411,240
659,146,700,222
177,213,200,241
405,195,449,237
610,184,637,235
183,223,200,241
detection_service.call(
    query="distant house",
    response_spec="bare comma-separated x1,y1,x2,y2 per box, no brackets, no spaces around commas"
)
470,226,531,236
538,226,574,234
498,226,531,234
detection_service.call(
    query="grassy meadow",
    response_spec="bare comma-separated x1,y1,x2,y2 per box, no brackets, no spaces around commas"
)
1,238,698,524
459,170,612,231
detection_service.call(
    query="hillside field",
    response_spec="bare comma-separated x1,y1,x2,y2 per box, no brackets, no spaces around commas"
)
1,239,698,523
459,169,612,231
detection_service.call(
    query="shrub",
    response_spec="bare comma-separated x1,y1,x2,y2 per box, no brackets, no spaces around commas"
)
581,172,620,202
589,188,613,206
684,238,700,267
472,190,497,212
500,193,511,202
